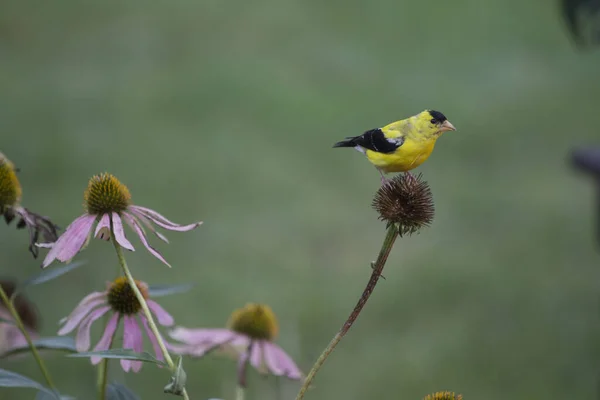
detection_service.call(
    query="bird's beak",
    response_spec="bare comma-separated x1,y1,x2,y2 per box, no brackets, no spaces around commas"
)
439,120,456,132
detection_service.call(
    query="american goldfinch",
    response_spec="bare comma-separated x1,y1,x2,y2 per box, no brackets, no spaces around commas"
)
333,110,456,183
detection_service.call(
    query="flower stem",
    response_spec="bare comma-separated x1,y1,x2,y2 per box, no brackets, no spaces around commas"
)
97,358,108,400
111,238,190,400
236,386,245,400
0,285,57,391
294,224,399,400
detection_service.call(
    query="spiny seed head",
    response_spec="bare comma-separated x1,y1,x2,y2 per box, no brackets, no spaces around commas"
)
0,279,38,331
84,173,131,215
372,174,434,236
107,277,148,315
0,153,22,213
227,303,279,341
423,392,463,400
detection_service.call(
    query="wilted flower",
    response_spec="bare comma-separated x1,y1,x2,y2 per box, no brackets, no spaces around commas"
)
0,280,39,357
169,303,302,386
423,391,463,400
0,152,58,258
38,173,202,268
58,277,173,372
372,173,434,235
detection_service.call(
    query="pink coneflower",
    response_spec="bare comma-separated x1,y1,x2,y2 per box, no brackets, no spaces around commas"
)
169,303,302,386
38,173,202,268
0,152,58,258
0,280,39,357
58,277,173,372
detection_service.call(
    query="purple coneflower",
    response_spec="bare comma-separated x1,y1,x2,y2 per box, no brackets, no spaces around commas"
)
0,280,39,357
0,152,58,258
38,173,202,268
58,277,173,372
169,303,302,386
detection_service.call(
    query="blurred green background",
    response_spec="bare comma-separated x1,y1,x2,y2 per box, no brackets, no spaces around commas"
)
2,0,600,399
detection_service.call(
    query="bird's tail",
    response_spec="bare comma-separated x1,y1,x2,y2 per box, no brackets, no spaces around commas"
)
332,137,358,148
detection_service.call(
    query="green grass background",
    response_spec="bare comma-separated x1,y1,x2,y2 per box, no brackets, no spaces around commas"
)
2,0,600,399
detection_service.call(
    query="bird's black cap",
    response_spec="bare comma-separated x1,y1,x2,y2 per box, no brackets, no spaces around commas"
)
428,110,447,124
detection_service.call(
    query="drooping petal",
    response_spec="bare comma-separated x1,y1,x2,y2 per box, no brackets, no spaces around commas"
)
91,313,120,365
111,213,134,251
130,317,143,372
1,325,29,350
237,343,253,387
263,342,302,380
121,316,135,372
94,214,111,241
75,306,111,352
41,214,96,268
128,211,169,243
142,316,163,362
128,205,202,232
249,340,265,372
169,328,236,345
147,300,174,327
58,292,107,335
122,213,171,268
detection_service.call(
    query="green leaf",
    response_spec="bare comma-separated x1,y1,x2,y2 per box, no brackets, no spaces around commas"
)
68,349,168,367
107,382,140,400
18,261,86,294
2,337,77,358
36,391,74,400
147,283,194,297
0,368,58,398
0,316,15,325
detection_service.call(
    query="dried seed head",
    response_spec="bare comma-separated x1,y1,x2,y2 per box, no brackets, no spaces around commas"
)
372,174,434,236
423,392,463,400
84,173,131,215
227,303,279,341
0,153,59,258
0,153,22,214
107,277,148,315
0,279,39,331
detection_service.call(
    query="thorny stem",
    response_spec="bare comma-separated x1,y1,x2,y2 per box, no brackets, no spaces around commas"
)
294,225,399,400
111,237,190,400
0,285,57,392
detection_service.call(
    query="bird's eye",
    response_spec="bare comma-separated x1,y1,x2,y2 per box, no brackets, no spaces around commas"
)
430,119,437,124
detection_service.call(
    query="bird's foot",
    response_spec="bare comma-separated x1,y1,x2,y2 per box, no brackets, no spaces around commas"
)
380,175,391,186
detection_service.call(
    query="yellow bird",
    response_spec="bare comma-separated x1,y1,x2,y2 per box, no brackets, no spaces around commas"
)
333,110,456,183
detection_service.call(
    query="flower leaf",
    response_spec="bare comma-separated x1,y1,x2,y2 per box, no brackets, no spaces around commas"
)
2,337,77,358
18,261,86,293
147,283,194,298
0,368,58,398
0,316,15,325
107,382,140,400
36,391,74,400
68,349,168,367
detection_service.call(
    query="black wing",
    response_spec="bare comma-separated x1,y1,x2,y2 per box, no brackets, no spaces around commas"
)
352,129,403,154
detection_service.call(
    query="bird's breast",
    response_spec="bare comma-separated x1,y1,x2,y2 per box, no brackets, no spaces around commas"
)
366,138,436,173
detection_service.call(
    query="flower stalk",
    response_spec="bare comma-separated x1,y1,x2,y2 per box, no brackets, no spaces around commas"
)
97,358,108,400
295,224,399,400
111,236,190,400
236,386,245,400
0,285,57,391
